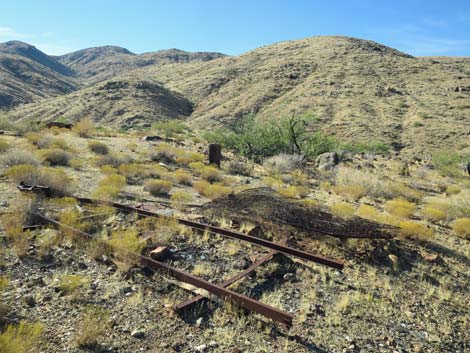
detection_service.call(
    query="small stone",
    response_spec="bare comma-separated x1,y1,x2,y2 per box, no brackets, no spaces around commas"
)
195,344,207,352
196,317,203,327
283,273,297,282
24,295,36,307
131,329,145,338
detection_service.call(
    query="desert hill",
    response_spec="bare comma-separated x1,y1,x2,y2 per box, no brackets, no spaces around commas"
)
3,36,470,152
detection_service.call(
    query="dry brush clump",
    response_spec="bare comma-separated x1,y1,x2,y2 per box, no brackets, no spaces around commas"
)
452,218,470,238
423,189,470,222
87,140,109,155
144,179,172,196
107,229,146,271
276,185,309,199
193,180,232,200
150,143,176,163
73,118,94,138
0,138,10,152
263,153,305,174
0,321,44,353
5,165,73,196
57,274,90,298
0,149,40,167
73,306,109,349
330,202,356,219
93,174,126,199
170,190,194,209
399,220,434,241
384,198,416,218
173,169,192,185
95,152,132,168
38,148,72,166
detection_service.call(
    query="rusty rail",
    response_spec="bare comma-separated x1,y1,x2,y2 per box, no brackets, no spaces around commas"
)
34,213,294,327
74,196,344,270
175,249,279,312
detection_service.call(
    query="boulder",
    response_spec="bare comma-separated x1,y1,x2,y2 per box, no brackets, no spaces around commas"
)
315,152,339,171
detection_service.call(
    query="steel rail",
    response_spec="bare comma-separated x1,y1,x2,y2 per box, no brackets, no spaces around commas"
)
33,213,294,327
74,196,344,270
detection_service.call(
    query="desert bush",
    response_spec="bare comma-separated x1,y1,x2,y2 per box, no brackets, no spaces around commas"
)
333,167,383,201
1,149,40,167
261,176,283,188
356,204,397,226
73,306,109,349
73,118,94,138
432,150,469,177
174,169,192,185
5,165,72,196
88,140,109,155
57,274,90,296
150,144,176,163
193,180,231,200
144,179,172,196
264,153,305,174
277,185,308,199
226,160,253,176
188,161,205,173
0,139,9,153
93,174,126,199
422,206,446,222
200,165,222,182
170,191,194,209
424,190,470,221
118,163,149,181
1,209,29,257
174,150,205,166
452,218,470,238
331,202,355,219
96,153,132,168
137,217,180,245
152,120,187,137
39,148,71,166
100,165,117,175
399,221,434,240
0,321,43,353
384,198,416,218
445,184,461,195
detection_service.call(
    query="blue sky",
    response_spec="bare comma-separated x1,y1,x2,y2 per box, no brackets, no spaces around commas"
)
0,0,469,56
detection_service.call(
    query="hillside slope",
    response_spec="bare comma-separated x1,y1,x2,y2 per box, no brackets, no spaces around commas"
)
146,36,470,151
56,46,226,84
6,77,193,128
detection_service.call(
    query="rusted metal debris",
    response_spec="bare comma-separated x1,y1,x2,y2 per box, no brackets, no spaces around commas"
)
175,248,279,312
33,212,294,328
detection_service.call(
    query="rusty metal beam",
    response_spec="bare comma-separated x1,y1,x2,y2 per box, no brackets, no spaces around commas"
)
34,212,294,327
75,197,344,270
175,249,279,312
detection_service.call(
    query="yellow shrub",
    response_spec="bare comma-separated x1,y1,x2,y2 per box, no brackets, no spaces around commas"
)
446,184,461,195
399,221,434,240
88,140,109,155
277,186,308,199
302,199,321,208
118,163,150,180
193,180,231,200
107,229,146,270
422,206,446,222
330,202,355,219
261,176,283,188
175,150,204,166
73,306,109,349
332,184,367,201
384,198,416,218
188,161,205,173
174,169,192,185
93,174,126,199
144,179,172,196
73,118,94,138
100,165,117,175
452,218,470,237
356,204,398,226
200,166,222,182
171,190,193,209
0,321,43,353
0,139,10,152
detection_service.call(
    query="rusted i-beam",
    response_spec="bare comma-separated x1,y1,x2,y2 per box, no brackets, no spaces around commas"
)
74,196,344,270
33,213,294,327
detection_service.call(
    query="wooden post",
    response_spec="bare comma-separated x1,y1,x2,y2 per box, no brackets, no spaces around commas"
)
208,143,222,167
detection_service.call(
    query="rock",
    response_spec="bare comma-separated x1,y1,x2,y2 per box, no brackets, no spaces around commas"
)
283,273,297,282
195,344,207,352
0,200,9,207
130,329,145,338
24,295,36,307
149,246,171,261
315,152,339,171
196,317,203,327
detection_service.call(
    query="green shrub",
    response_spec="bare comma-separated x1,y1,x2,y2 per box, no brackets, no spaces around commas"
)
432,150,468,177
88,141,109,155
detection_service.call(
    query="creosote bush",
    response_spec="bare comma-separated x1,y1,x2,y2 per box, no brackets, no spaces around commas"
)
88,140,109,155
144,179,172,196
92,174,126,199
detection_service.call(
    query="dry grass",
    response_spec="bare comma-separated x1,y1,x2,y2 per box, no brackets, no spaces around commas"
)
0,321,43,353
330,202,356,219
57,274,90,296
144,179,172,196
170,190,193,209
73,306,109,349
200,165,222,182
424,190,470,221
399,220,434,240
263,153,304,173
452,218,470,238
107,229,146,271
445,184,461,195
193,180,231,200
276,185,308,199
96,153,132,168
0,139,10,152
384,198,416,218
173,169,192,185
1,149,40,167
39,148,72,166
150,144,176,163
422,206,447,222
92,174,126,199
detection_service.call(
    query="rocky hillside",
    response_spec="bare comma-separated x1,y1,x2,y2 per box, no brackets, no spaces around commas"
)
56,46,226,84
3,36,470,152
6,77,193,128
146,36,470,151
